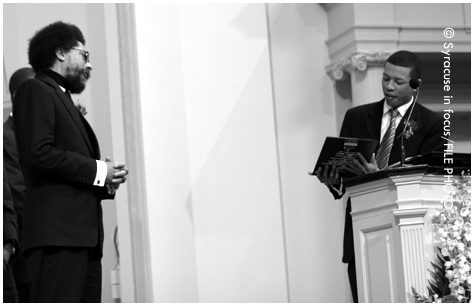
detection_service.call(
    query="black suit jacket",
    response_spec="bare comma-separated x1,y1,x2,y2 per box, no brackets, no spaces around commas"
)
13,72,113,257
3,167,19,250
3,166,19,291
4,117,26,227
4,116,30,285
334,99,444,263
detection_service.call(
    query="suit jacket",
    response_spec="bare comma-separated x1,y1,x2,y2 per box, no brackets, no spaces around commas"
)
4,117,26,227
3,166,19,292
3,167,19,249
334,99,444,263
3,116,30,285
13,72,113,257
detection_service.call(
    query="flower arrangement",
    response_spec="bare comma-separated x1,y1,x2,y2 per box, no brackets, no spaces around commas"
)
412,171,471,303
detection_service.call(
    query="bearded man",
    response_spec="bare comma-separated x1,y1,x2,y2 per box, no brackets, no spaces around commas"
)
13,21,128,303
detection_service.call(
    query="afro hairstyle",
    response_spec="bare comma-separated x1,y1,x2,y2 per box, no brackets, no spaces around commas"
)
28,21,85,72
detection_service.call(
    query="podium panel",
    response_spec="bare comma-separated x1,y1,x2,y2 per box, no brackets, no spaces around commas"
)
361,224,396,302
346,167,446,303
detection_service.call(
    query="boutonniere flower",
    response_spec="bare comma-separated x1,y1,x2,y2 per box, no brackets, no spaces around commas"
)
402,119,418,139
75,99,88,116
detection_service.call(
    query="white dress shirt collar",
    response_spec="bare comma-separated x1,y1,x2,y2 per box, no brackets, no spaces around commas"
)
383,96,414,118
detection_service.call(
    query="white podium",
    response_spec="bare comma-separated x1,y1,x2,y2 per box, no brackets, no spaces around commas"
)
345,165,446,303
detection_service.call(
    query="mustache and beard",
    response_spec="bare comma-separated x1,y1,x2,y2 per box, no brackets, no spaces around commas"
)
65,68,91,94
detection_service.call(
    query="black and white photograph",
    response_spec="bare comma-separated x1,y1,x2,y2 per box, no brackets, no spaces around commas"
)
3,2,471,304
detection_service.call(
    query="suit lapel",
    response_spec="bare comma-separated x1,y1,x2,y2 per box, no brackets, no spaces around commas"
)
37,74,96,158
79,115,101,159
394,102,419,143
366,99,384,145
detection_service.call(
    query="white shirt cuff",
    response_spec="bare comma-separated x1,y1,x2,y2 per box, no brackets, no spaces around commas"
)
94,160,107,187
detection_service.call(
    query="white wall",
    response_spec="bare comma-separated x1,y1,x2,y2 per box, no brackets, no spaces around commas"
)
267,4,350,302
133,3,350,303
134,3,288,302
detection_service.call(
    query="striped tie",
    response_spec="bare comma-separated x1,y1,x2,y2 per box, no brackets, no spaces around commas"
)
376,108,398,169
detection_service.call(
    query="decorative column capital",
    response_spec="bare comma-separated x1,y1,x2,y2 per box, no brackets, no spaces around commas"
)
326,50,393,81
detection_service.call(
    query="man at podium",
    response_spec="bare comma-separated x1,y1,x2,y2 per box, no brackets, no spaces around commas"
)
315,50,444,302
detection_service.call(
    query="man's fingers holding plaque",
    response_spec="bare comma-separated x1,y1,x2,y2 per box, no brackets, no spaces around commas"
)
341,157,365,175
315,165,340,185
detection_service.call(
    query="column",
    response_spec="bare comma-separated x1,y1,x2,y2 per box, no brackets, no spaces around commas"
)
326,51,391,106
393,208,430,302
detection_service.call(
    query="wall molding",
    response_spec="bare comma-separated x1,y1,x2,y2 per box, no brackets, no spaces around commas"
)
325,50,392,81
116,3,153,302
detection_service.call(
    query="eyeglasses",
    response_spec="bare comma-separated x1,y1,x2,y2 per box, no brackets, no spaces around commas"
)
71,47,90,63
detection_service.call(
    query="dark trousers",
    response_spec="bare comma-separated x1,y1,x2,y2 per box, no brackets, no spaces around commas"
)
3,263,19,303
27,246,102,303
344,199,358,303
348,258,358,303
11,228,32,302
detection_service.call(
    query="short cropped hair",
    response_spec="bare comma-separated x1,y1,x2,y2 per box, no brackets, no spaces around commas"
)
28,21,85,72
386,50,422,80
9,67,35,100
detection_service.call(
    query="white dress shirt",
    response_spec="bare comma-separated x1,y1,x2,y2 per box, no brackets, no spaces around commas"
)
380,97,414,142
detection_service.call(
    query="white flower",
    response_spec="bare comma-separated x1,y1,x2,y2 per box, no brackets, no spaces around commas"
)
445,270,454,279
454,232,462,240
75,99,88,116
449,281,459,289
464,249,471,258
464,229,471,241
453,271,460,280
441,248,450,257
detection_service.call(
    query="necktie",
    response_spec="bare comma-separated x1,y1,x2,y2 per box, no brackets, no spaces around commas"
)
376,108,398,169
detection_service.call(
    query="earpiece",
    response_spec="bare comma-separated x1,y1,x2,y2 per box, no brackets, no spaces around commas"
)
409,79,422,89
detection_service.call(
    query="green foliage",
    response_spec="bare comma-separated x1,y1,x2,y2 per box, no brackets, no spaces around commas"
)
427,247,451,298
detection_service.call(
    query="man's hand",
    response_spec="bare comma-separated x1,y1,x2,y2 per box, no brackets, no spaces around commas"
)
3,243,14,271
315,164,341,186
105,157,128,188
341,153,379,176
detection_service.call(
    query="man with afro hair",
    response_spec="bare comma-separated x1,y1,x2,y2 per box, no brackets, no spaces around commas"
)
13,21,128,303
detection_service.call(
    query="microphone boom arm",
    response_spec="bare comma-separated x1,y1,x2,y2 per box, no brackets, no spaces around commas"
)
400,79,421,167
